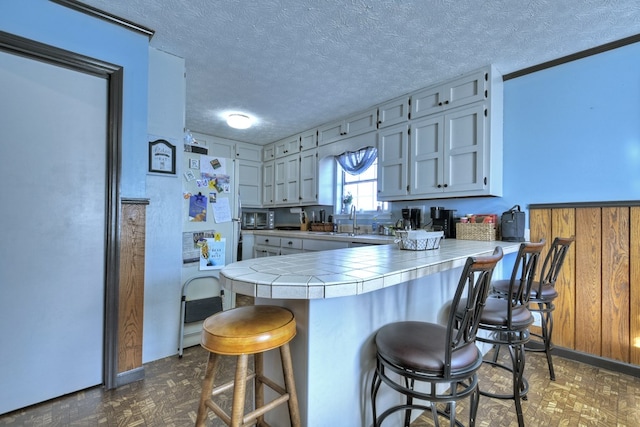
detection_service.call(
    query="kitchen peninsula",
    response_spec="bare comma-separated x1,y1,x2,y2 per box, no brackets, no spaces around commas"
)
220,239,520,426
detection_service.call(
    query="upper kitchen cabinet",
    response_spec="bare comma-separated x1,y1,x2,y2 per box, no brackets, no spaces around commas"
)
378,65,503,200
274,153,300,205
274,135,300,158
317,108,378,146
262,160,275,206
235,142,262,161
237,159,262,207
263,143,275,162
299,149,318,204
299,129,317,151
377,96,409,128
410,68,487,120
377,123,410,199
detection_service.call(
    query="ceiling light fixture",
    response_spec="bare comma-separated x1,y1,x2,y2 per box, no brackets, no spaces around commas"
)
226,113,252,129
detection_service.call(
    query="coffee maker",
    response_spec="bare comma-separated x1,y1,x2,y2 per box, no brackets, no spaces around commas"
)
401,208,421,230
430,207,456,238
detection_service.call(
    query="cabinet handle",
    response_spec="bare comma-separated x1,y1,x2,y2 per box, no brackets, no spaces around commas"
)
437,184,443,188
444,100,449,105
438,102,443,106
443,184,448,188
288,241,293,245
265,239,269,243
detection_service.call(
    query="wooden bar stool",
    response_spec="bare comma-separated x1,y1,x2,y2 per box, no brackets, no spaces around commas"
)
195,305,301,427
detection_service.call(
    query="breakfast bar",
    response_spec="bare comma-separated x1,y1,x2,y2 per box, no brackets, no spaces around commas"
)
220,239,520,426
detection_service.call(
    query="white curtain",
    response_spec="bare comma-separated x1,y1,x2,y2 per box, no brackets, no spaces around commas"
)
335,146,377,175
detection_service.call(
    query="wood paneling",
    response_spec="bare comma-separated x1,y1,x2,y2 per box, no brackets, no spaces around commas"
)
118,202,147,373
631,207,640,365
551,209,575,349
601,207,630,362
575,208,602,355
531,203,637,365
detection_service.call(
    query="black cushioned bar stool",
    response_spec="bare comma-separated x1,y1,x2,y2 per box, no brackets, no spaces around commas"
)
464,240,545,427
492,236,574,380
371,247,503,427
195,305,300,427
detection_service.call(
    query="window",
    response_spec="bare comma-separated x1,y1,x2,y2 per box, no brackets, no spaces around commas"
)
337,157,388,212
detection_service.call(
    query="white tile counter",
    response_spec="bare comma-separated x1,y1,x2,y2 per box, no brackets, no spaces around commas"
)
219,239,520,426
220,238,519,300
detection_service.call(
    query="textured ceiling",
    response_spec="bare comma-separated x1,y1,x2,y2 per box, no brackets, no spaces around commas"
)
79,0,640,145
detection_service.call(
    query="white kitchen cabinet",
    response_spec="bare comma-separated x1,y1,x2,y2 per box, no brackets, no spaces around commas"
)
237,159,262,207
317,108,378,145
379,65,502,200
275,135,300,158
253,235,281,257
280,237,304,255
410,68,486,119
378,96,409,128
263,143,275,161
274,153,300,205
299,149,318,204
262,160,275,206
377,123,409,199
300,129,317,151
235,142,262,161
208,138,235,159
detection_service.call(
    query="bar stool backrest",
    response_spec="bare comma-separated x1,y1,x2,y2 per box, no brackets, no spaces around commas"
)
533,236,575,297
446,246,503,376
504,240,546,326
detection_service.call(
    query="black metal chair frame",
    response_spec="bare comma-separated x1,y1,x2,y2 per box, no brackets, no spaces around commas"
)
478,240,545,427
526,236,575,380
371,247,504,427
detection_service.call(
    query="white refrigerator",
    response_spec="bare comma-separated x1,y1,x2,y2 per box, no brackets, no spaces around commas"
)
179,151,240,348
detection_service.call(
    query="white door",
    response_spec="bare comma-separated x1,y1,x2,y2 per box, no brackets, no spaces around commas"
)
0,50,107,414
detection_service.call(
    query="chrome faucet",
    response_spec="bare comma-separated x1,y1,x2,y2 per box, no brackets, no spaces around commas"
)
349,205,359,235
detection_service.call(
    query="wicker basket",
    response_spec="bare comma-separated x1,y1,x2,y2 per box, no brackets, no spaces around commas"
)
455,223,499,241
311,223,334,232
395,231,443,251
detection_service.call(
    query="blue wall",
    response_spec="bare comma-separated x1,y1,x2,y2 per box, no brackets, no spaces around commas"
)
393,41,640,222
0,0,149,197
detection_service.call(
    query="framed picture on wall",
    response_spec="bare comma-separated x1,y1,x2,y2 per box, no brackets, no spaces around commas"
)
149,139,176,174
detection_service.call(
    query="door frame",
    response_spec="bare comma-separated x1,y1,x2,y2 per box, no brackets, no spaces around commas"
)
0,30,123,389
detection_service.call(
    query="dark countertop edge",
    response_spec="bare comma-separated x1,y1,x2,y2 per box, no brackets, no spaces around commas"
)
529,200,640,209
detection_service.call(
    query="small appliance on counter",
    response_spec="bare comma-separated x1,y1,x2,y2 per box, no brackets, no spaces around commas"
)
401,208,421,230
430,207,457,238
241,210,275,230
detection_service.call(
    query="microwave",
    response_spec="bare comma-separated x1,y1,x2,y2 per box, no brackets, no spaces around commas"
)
241,210,275,229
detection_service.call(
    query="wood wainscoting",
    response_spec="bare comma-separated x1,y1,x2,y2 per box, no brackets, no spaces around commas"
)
117,198,149,385
529,201,640,366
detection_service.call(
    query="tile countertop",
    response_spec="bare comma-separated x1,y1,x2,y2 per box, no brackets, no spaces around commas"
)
220,239,520,300
242,228,398,245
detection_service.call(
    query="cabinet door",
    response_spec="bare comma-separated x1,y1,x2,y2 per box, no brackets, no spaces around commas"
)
235,142,261,161
343,108,377,137
299,149,317,204
263,143,275,161
262,161,275,206
410,85,443,119
209,138,235,158
275,135,299,158
237,160,262,207
317,119,344,146
378,96,409,128
274,158,287,204
442,69,486,111
284,154,300,204
411,69,487,120
443,103,486,193
377,124,409,199
409,116,444,196
300,129,317,151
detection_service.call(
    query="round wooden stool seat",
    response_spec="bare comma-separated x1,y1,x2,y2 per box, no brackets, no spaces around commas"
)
201,305,296,355
196,305,301,427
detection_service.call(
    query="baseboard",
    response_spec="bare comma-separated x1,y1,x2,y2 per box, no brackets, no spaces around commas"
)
116,367,145,387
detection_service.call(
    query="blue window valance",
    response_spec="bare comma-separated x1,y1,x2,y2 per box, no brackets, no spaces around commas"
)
335,146,377,175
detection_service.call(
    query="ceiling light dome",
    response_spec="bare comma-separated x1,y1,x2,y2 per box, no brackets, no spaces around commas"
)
226,113,252,129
